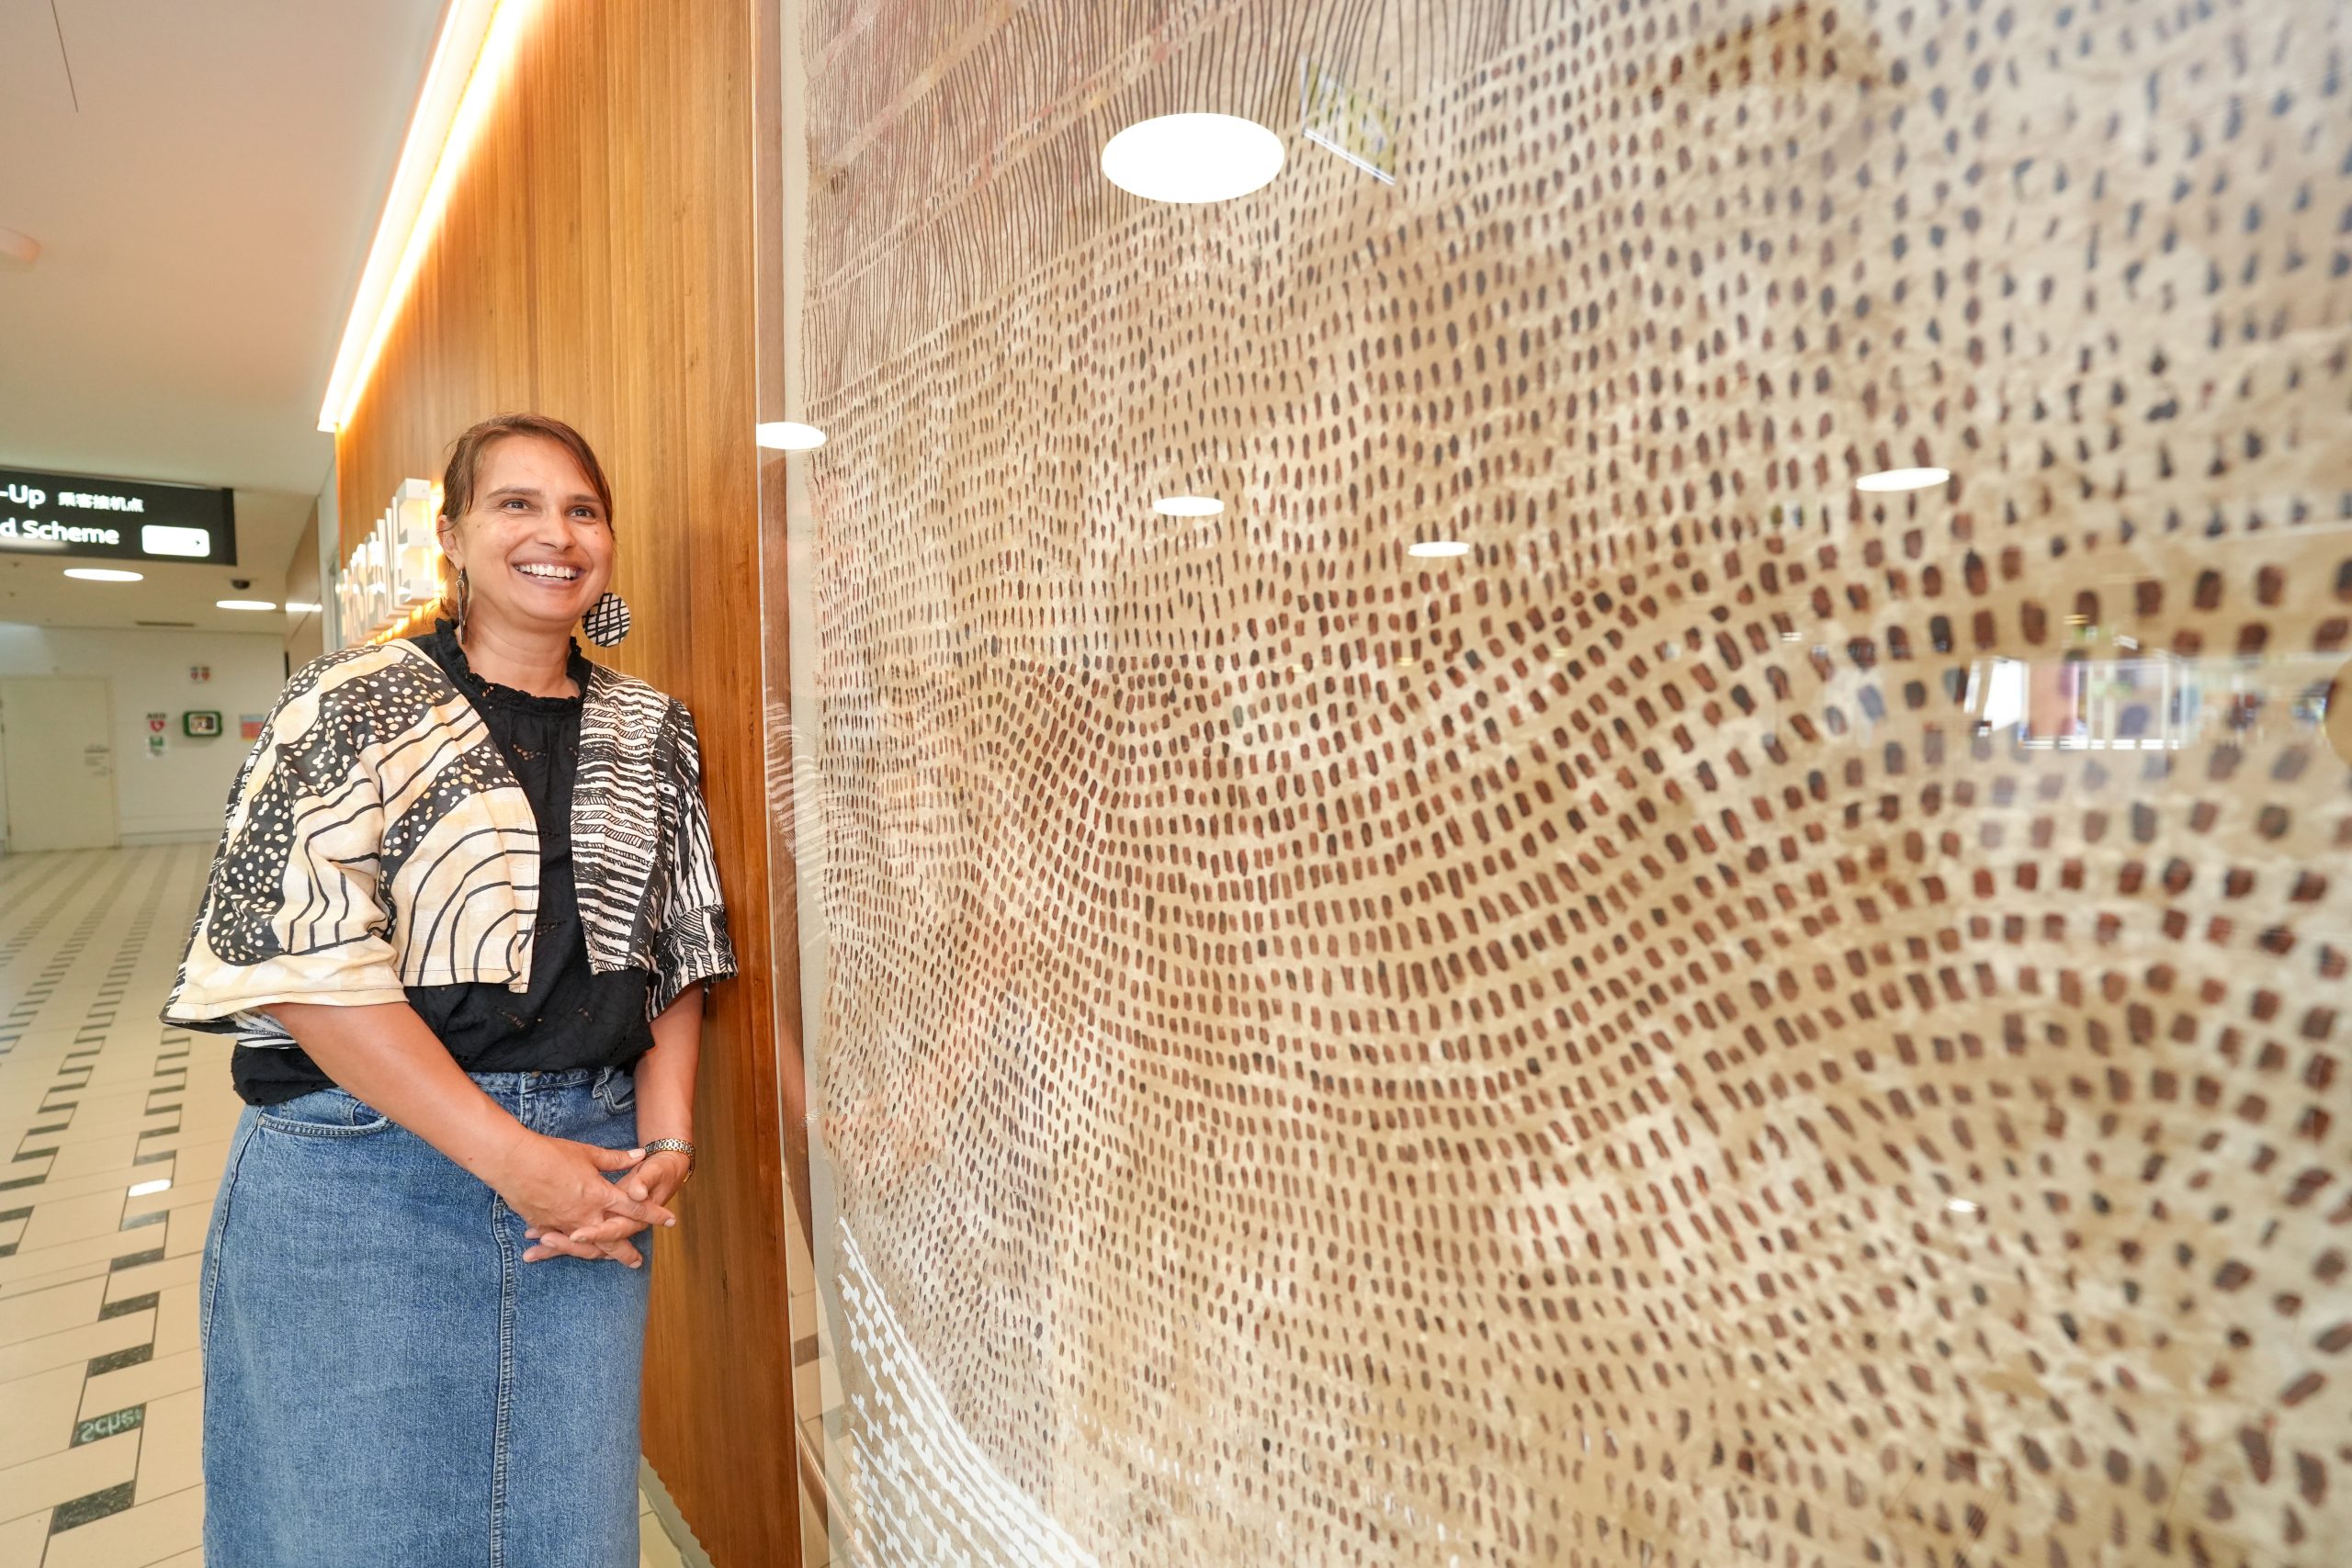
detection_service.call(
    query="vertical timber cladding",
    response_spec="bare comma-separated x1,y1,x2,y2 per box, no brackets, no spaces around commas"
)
792,1,2352,1566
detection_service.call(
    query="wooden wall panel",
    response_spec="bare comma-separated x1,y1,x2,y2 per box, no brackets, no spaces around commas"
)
334,5,791,1565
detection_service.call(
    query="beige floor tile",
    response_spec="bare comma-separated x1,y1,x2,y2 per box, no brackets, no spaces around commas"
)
0,1509,49,1568
2,1162,171,1211
0,1225,164,1294
37,1109,178,1152
151,1284,198,1362
0,1310,156,1384
42,1135,150,1184
40,1482,203,1568
162,1205,206,1260
148,1552,204,1568
0,1363,85,1469
79,1348,200,1421
104,1251,201,1306
639,1512,686,1568
16,1190,130,1253
0,1276,106,1348
167,1137,232,1175
136,1388,203,1499
0,1255,109,1304
0,1022,80,1056
0,1429,139,1528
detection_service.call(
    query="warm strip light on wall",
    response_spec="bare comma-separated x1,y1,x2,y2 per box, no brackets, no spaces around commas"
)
315,0,541,434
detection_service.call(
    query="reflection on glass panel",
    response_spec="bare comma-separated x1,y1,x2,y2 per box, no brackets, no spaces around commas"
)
762,0,2352,1563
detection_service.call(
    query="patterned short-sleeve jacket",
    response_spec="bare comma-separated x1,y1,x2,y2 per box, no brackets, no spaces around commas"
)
163,638,737,1047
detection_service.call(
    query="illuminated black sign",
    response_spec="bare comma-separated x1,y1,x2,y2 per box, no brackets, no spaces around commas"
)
0,465,237,566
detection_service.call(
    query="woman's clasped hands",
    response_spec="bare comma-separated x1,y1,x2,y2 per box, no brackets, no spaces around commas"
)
486,1129,689,1269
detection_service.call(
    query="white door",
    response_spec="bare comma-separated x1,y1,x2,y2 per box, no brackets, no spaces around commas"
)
0,677,119,852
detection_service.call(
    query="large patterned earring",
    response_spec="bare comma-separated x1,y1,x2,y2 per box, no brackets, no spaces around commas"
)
453,567,471,635
582,591,631,648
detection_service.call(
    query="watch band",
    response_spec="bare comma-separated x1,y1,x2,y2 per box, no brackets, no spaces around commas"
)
641,1138,696,1181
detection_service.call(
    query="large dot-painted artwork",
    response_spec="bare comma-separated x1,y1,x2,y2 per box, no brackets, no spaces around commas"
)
774,0,2352,1562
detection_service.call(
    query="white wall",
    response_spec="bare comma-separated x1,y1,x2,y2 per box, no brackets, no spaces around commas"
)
0,623,286,845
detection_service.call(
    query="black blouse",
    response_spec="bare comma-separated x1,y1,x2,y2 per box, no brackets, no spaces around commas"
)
230,625,655,1105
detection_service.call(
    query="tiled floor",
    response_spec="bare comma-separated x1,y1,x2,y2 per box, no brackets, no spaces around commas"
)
0,842,690,1568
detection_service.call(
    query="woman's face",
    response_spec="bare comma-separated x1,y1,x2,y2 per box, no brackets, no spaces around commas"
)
436,434,615,637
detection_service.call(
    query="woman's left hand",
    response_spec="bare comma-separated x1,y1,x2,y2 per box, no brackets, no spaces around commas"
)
523,1149,691,1265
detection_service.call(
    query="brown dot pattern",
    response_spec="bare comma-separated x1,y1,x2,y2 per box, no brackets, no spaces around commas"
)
777,0,2352,1563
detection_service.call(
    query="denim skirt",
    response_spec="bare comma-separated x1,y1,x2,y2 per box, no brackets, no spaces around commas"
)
199,1066,650,1568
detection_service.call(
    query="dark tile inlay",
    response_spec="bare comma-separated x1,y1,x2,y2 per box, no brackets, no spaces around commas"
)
73,1404,144,1447
119,1210,167,1233
50,1481,136,1534
87,1344,153,1378
99,1292,159,1319
109,1247,165,1271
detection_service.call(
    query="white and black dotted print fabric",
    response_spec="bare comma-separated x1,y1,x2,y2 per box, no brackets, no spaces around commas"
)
204,661,453,964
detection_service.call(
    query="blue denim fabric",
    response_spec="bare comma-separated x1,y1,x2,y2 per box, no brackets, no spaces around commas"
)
199,1066,650,1567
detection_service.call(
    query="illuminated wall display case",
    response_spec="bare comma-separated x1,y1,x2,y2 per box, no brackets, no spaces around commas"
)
755,1,2352,1563
333,477,440,648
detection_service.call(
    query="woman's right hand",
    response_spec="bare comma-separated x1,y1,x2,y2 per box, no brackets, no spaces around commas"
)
485,1131,676,1262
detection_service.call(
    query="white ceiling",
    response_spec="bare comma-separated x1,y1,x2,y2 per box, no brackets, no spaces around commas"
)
0,0,444,632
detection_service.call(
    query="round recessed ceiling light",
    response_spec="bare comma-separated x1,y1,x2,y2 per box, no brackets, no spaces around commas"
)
1408,540,1471,558
1102,114,1284,204
64,567,143,582
0,225,40,269
1855,466,1951,492
756,422,827,451
216,599,276,612
1153,495,1224,517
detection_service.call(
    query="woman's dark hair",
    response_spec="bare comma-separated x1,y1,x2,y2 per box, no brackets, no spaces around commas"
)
435,413,615,614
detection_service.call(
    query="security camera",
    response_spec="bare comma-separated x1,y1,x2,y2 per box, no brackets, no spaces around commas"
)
231,578,253,590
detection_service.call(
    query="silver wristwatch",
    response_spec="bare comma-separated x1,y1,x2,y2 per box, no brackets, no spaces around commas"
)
641,1138,696,1182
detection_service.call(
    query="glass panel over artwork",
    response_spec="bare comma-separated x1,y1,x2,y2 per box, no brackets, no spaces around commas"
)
760,3,2352,1563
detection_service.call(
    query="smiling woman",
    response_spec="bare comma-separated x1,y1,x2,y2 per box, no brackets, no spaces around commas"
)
165,412,735,1567
434,412,617,657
